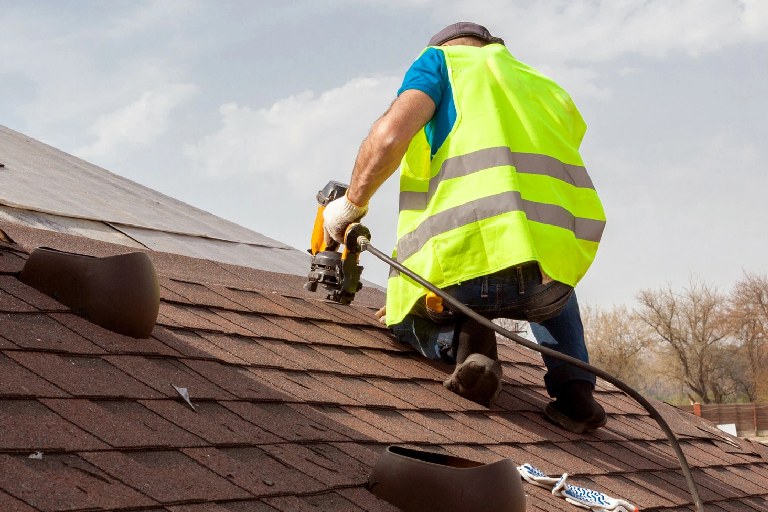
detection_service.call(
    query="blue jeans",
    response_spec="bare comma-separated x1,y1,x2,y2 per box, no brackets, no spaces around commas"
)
390,263,595,397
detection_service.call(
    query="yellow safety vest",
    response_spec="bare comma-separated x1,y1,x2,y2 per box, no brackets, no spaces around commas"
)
386,44,606,326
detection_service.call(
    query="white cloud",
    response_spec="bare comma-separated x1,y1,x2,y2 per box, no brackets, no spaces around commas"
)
578,130,766,306
107,0,201,38
76,83,199,159
387,0,768,63
183,76,400,192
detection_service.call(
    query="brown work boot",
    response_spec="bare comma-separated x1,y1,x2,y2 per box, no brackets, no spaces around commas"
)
443,353,502,407
544,380,607,434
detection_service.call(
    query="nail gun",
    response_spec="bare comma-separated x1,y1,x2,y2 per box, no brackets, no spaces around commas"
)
304,181,370,305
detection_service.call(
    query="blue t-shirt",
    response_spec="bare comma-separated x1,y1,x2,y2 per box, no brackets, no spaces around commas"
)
397,48,457,157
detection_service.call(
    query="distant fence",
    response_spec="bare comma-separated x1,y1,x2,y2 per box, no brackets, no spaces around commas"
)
679,403,768,437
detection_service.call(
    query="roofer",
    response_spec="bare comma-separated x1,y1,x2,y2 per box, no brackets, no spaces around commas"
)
323,22,607,433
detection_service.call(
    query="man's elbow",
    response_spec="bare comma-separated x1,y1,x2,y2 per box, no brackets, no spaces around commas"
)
371,119,411,154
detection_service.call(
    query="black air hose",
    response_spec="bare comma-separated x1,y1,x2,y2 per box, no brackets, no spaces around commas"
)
358,238,704,512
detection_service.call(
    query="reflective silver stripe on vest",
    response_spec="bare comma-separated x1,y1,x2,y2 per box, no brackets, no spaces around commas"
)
396,191,605,263
399,147,594,211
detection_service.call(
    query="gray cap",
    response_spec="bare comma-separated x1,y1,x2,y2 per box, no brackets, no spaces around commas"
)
428,22,504,46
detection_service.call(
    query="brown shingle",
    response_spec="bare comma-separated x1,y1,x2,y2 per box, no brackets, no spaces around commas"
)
41,398,207,449
6,353,160,398
493,388,544,413
160,278,244,310
0,287,37,313
1,313,104,353
276,342,345,371
223,401,352,443
264,294,343,322
151,326,221,358
51,312,182,356
166,329,248,363
197,332,303,370
496,340,542,365
248,368,358,405
141,399,281,445
362,350,446,381
83,450,250,503
182,446,325,496
311,321,389,349
0,249,27,275
216,286,300,317
400,410,497,444
262,443,370,487
264,493,366,512
717,465,768,496
313,300,382,327
0,352,68,398
313,406,398,443
0,275,68,312
312,345,403,378
312,373,412,409
622,440,683,470
0,399,108,451
214,310,303,340
264,315,351,345
4,207,768,511
493,412,572,443
348,408,449,444
183,360,289,401
0,453,158,510
586,440,665,472
106,355,236,400
365,377,461,411
0,489,37,512
168,503,251,512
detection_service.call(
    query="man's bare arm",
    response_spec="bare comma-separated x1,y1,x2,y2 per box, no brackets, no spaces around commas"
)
346,89,436,206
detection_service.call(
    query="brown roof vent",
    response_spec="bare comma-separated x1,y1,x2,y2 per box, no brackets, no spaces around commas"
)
368,446,526,512
20,248,160,338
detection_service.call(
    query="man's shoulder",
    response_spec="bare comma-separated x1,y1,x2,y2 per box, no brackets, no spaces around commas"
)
412,47,446,68
398,47,448,102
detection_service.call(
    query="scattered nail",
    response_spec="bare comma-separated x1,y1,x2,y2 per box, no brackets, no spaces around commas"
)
29,451,43,459
172,384,197,412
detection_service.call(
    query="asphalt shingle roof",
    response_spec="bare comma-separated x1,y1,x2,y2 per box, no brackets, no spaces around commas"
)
1,127,768,511
2,221,768,511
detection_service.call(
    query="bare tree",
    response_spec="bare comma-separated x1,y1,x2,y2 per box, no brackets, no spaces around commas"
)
581,304,654,391
726,272,768,401
636,279,737,403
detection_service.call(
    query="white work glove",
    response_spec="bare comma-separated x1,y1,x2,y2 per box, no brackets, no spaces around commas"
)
551,474,638,512
517,464,564,489
322,194,368,247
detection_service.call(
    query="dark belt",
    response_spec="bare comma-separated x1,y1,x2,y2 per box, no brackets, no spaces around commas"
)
492,261,542,283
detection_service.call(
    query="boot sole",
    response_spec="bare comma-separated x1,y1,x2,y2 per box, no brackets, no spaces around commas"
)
544,402,607,434
443,354,502,407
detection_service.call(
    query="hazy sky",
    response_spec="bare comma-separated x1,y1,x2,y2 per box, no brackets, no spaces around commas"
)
2,0,767,308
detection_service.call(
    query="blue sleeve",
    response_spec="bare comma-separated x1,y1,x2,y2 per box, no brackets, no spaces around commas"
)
397,48,455,157
398,48,447,106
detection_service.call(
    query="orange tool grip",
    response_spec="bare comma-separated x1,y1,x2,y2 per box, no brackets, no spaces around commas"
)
309,205,327,255
425,292,443,313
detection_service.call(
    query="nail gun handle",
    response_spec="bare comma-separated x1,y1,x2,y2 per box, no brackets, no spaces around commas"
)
309,205,324,254
309,181,349,255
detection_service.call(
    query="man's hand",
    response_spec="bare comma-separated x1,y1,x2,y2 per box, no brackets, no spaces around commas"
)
374,305,386,324
323,195,368,246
